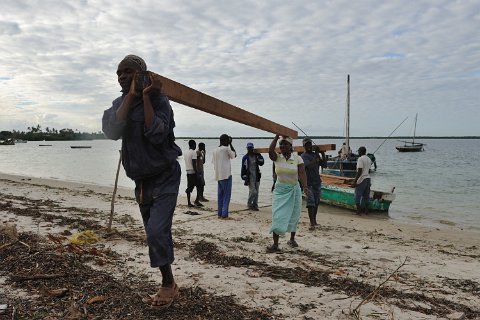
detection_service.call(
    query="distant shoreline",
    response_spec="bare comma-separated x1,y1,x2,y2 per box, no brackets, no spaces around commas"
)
177,136,480,140
3,136,479,142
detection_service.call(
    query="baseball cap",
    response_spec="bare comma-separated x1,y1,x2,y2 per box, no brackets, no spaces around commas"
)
302,137,312,146
246,142,254,148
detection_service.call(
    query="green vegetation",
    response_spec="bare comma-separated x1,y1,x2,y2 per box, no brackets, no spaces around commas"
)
0,125,105,141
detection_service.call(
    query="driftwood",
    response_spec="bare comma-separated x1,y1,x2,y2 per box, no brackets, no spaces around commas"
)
156,73,297,138
107,150,122,232
351,257,409,318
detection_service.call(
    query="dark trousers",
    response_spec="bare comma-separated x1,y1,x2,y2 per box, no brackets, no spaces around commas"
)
135,162,181,267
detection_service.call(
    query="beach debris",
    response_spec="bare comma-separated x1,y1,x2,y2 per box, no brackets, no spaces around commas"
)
351,257,409,318
69,230,99,245
86,295,106,304
0,222,18,240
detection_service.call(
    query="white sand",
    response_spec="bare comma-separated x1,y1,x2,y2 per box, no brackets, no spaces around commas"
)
1,173,479,319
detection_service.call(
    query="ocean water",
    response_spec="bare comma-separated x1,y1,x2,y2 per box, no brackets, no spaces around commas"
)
1,138,479,231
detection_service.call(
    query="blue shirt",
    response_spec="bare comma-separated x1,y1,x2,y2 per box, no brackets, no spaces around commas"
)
102,93,182,181
301,152,321,186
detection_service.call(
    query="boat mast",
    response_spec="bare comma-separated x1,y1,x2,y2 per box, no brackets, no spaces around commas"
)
413,113,418,144
346,75,350,154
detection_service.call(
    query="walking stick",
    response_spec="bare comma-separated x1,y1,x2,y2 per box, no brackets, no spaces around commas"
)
107,150,122,232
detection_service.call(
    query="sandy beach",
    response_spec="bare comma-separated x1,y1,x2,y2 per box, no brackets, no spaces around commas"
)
1,173,479,319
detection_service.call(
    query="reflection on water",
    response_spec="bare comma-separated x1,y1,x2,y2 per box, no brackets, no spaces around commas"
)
1,138,479,231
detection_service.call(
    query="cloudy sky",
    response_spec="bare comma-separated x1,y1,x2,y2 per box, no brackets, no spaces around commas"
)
1,0,479,137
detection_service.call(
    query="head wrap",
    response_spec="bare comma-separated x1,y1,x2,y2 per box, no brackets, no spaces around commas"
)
279,136,293,146
118,54,147,71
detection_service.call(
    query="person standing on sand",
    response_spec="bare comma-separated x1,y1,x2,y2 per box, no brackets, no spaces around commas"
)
184,139,203,207
212,134,236,219
351,146,372,215
196,142,209,202
300,137,326,230
267,135,308,252
102,54,180,309
241,142,264,211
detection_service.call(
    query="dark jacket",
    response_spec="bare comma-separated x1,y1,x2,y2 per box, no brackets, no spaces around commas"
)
241,153,264,183
102,93,182,181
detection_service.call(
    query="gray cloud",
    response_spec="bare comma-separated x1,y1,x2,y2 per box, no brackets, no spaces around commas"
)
0,0,479,136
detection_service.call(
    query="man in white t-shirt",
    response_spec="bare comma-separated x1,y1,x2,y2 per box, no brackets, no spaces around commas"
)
184,140,202,207
212,134,236,219
352,146,372,215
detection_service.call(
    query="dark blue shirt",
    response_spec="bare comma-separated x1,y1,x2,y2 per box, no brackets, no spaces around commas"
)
102,93,182,182
301,152,321,186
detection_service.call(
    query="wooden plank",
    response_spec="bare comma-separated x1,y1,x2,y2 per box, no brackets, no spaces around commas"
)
156,74,297,138
320,174,354,187
253,144,336,154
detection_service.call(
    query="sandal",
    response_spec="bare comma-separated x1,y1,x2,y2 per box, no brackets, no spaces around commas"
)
266,244,280,253
142,283,179,309
287,240,299,248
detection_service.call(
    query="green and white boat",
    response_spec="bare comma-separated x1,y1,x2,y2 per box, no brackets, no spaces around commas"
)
320,174,395,213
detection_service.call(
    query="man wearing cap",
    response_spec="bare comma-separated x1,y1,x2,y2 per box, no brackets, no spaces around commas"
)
300,137,327,230
102,55,181,308
241,142,265,211
352,146,372,215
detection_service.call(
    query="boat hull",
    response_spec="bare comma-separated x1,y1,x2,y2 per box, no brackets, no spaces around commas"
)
320,184,395,213
396,145,423,152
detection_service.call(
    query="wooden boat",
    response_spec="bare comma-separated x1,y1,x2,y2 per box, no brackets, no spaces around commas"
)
396,113,424,152
70,146,92,149
324,75,369,177
320,174,395,213
39,144,52,146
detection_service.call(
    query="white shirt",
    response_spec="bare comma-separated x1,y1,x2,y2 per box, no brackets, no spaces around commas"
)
212,146,236,181
274,153,304,185
356,155,372,184
184,149,197,174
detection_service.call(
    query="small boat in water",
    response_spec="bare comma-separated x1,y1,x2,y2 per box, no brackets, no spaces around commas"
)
70,146,92,149
15,139,27,143
0,138,15,145
39,144,52,147
320,174,395,213
396,113,424,152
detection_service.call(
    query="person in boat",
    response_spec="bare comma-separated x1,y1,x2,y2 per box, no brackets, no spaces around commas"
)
184,139,203,207
241,142,265,211
267,135,308,252
339,142,352,160
367,153,377,171
300,138,327,230
102,54,181,308
212,134,237,219
351,146,372,215
196,142,209,202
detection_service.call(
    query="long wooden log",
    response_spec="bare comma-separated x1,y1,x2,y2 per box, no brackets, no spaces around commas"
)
156,74,297,138
253,144,336,154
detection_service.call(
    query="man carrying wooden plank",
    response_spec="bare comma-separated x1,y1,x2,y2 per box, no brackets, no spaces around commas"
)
300,138,327,230
102,55,180,309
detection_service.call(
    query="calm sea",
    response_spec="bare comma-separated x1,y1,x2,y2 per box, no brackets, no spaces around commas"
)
1,138,479,232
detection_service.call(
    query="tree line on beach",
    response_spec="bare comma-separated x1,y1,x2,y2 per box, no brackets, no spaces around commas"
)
1,125,478,141
0,125,105,141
